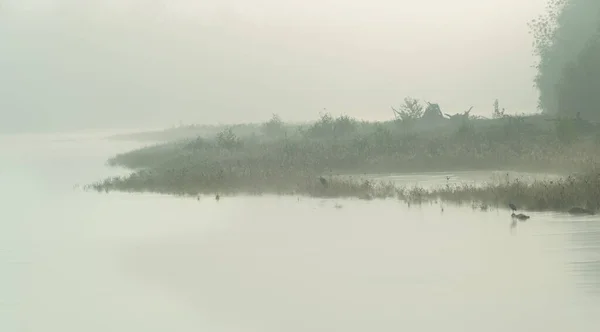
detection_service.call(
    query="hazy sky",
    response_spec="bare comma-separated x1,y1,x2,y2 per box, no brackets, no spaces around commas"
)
1,0,548,132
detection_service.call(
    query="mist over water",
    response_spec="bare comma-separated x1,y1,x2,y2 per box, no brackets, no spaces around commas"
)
1,0,547,132
2,133,600,331
3,1,600,330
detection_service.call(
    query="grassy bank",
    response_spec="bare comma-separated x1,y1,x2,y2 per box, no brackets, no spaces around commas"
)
89,111,600,213
424,167,600,213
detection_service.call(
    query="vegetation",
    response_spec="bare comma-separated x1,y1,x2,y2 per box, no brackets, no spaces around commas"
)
89,105,600,213
108,123,268,142
529,0,600,118
89,0,600,214
424,166,600,213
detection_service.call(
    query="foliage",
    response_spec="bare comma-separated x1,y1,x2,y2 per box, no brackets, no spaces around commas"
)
492,99,505,119
216,127,242,150
90,111,600,209
301,113,359,139
555,34,600,120
429,167,600,213
89,153,600,214
554,117,579,143
444,106,474,121
400,97,424,119
455,117,475,139
529,0,600,115
261,113,287,138
392,97,424,128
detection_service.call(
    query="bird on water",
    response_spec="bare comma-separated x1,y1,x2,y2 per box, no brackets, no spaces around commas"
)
508,202,529,220
511,212,530,221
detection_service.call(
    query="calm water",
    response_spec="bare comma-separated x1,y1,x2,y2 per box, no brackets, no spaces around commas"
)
2,133,600,332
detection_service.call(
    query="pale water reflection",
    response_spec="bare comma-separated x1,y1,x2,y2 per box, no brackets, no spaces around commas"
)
1,133,600,332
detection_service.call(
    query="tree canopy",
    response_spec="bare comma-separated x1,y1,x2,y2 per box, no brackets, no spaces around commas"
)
529,0,600,119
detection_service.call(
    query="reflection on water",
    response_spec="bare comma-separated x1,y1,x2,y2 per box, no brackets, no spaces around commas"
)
1,133,600,332
561,217,600,296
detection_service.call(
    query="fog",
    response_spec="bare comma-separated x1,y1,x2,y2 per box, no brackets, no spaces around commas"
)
1,0,547,133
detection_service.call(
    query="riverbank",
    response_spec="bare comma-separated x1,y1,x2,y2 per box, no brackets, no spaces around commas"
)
89,113,600,213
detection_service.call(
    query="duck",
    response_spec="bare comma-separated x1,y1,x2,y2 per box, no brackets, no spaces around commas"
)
511,212,530,221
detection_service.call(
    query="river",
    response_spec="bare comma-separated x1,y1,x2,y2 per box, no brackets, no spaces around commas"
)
2,132,600,332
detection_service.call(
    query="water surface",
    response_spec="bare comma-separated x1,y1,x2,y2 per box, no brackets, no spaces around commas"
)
2,133,600,332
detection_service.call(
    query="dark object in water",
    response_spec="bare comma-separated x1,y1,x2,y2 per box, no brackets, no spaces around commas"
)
319,176,328,187
215,194,220,201
568,207,595,215
511,212,530,221
508,203,517,211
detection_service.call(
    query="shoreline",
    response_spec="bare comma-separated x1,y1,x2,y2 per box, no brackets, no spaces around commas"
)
89,113,600,214
86,167,596,215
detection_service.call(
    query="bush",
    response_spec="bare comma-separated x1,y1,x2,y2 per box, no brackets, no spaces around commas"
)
261,114,287,138
216,128,242,150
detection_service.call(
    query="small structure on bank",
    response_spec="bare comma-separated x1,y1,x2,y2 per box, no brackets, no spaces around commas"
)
422,102,445,122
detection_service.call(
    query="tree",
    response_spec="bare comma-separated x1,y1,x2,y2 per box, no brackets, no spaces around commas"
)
529,0,600,116
555,32,600,119
261,113,287,138
216,127,241,149
391,97,424,130
492,99,505,119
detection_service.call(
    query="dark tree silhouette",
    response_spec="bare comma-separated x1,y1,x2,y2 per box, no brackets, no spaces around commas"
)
529,0,600,118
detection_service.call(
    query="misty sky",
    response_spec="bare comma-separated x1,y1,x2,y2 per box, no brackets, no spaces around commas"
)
1,0,548,132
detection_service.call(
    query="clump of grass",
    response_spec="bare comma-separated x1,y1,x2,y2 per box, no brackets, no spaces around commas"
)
87,163,600,213
86,173,399,201
423,167,600,212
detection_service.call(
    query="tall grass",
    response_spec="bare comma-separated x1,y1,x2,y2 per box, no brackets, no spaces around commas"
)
89,112,600,212
423,167,600,212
